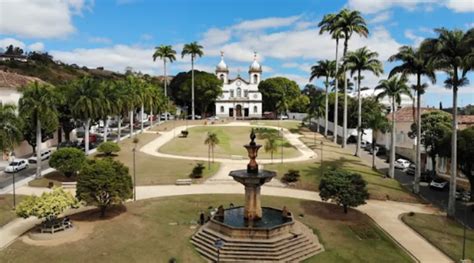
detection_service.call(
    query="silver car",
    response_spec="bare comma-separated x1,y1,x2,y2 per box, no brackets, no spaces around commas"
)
5,159,29,173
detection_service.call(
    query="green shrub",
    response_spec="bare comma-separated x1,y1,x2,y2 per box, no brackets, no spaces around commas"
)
190,163,205,178
49,147,86,177
282,169,300,183
97,141,121,156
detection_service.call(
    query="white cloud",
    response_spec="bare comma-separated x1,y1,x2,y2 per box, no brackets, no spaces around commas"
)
465,22,474,28
232,16,301,31
404,30,424,46
0,0,92,38
202,28,232,46
140,34,153,41
369,11,392,24
28,42,45,51
269,73,310,86
88,37,112,44
0,38,26,49
347,0,473,14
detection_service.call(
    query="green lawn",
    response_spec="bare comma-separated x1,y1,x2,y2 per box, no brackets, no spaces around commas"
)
0,194,25,226
0,195,412,263
28,171,75,188
159,126,300,159
250,120,304,133
265,134,419,203
402,213,474,261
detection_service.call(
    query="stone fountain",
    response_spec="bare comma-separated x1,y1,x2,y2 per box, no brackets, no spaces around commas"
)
192,129,323,262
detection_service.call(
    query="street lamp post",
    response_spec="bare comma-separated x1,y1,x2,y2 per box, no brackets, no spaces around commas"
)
320,141,324,178
462,201,474,261
11,155,16,209
132,137,139,201
280,128,283,164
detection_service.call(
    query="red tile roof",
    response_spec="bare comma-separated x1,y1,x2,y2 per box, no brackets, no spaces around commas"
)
386,107,438,122
458,115,474,124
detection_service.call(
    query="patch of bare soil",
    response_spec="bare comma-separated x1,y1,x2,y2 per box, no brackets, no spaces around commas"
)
21,221,94,247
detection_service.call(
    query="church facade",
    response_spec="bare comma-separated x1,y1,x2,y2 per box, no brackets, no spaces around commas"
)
214,52,263,119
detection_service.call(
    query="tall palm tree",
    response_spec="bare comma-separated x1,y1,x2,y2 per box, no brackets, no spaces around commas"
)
344,47,383,156
122,75,143,138
366,111,389,169
332,8,369,148
0,103,23,157
318,14,344,143
181,42,204,120
388,45,436,194
375,76,411,178
204,132,219,168
306,92,326,133
18,82,59,177
69,77,104,154
99,80,121,142
264,136,278,163
424,28,474,216
309,60,336,137
153,45,176,121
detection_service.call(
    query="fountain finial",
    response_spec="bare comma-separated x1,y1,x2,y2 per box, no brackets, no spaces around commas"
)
250,128,256,146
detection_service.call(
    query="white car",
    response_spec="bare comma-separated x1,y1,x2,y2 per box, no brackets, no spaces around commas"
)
28,149,52,163
207,116,219,121
394,158,411,170
430,178,448,190
5,159,29,173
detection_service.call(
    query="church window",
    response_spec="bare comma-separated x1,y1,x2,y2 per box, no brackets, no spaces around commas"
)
230,90,234,97
244,90,248,97
219,74,224,81
237,88,242,97
220,106,224,113
253,105,258,113
253,74,258,84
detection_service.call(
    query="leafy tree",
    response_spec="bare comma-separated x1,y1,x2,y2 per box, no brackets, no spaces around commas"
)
411,111,451,176
366,110,389,169
49,147,86,177
190,163,205,179
16,187,78,223
264,136,278,163
424,28,474,216
310,59,336,137
54,84,76,143
258,77,300,114
181,42,204,120
97,141,121,156
19,82,59,177
332,8,369,148
389,44,436,194
289,94,310,113
153,45,176,121
344,46,383,156
5,45,24,55
169,70,222,116
306,92,325,133
0,103,22,156
457,127,474,200
319,170,369,213
76,159,132,217
204,132,219,168
375,76,411,178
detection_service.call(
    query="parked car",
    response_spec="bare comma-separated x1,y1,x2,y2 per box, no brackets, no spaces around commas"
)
394,158,411,170
429,177,448,190
419,172,432,182
28,149,52,163
277,115,289,120
363,142,372,151
4,159,28,173
406,163,415,175
456,189,471,201
187,115,202,120
207,116,219,121
376,147,387,156
57,141,80,149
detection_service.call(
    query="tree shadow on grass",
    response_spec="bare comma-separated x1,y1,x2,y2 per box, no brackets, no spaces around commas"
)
299,200,363,223
70,205,127,222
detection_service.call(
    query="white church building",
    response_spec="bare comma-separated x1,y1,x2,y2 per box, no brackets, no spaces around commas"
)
214,52,263,119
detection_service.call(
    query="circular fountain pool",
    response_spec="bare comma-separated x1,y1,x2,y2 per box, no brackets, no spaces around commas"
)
217,207,291,228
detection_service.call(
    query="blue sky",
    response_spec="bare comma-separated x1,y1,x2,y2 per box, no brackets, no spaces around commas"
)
0,0,473,107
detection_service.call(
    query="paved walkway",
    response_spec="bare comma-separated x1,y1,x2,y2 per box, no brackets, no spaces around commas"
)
139,122,316,164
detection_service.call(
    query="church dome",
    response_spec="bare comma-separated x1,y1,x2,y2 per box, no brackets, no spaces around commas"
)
216,52,229,72
249,52,262,73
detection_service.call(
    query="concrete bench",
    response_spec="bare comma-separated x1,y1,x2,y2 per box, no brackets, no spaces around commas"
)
175,179,192,185
62,182,77,189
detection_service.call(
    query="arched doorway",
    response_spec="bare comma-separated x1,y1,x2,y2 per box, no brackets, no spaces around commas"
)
236,104,242,117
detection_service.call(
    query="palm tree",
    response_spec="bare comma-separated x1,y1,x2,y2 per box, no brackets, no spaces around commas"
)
318,14,344,144
69,77,105,154
306,92,325,133
375,76,412,178
122,75,143,138
153,45,176,121
18,82,59,177
344,47,383,156
264,136,278,163
181,42,204,120
332,8,369,148
424,28,474,216
0,103,23,157
366,111,389,169
388,45,436,194
309,60,336,137
204,132,219,168
99,80,121,142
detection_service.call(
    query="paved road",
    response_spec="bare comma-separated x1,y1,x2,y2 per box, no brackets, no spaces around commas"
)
0,160,50,189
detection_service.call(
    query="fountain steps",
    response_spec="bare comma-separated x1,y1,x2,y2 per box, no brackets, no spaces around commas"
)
191,221,323,262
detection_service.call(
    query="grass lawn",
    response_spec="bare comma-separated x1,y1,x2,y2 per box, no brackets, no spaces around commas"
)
0,194,25,226
159,126,300,159
0,195,412,263
28,171,76,188
251,119,304,133
265,133,419,203
149,119,229,132
402,213,474,261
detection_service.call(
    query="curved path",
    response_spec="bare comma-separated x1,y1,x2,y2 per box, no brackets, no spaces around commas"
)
140,122,316,164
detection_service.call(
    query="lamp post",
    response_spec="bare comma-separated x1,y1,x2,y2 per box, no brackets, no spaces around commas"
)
214,238,224,262
280,128,283,164
462,201,474,261
11,153,16,209
320,141,324,178
132,137,139,201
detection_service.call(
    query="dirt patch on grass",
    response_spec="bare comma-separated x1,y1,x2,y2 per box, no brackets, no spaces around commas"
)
21,221,95,247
